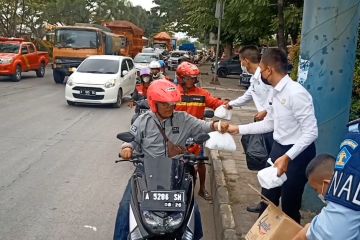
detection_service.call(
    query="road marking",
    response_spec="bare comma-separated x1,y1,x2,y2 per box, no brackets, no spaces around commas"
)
84,225,97,231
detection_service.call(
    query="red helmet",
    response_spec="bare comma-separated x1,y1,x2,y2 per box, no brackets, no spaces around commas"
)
147,79,181,113
176,62,200,84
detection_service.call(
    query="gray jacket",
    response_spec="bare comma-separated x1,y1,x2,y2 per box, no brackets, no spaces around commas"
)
123,111,212,158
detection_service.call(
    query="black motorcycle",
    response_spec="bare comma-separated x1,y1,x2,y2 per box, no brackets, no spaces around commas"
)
116,132,210,240
130,99,150,124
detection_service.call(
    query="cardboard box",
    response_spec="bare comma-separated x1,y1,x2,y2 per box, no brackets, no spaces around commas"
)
245,185,303,240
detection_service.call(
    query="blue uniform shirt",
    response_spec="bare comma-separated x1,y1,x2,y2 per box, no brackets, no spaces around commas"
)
307,201,360,240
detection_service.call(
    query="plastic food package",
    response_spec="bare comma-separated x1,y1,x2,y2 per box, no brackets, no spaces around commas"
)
257,159,287,189
205,131,236,152
214,105,232,120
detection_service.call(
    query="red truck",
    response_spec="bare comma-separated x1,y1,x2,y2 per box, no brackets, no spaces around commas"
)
0,37,49,81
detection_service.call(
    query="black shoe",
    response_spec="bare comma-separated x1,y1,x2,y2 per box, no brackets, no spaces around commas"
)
246,202,262,213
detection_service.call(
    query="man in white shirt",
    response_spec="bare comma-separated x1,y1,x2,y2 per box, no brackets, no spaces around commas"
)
226,45,273,213
227,48,318,223
225,45,271,121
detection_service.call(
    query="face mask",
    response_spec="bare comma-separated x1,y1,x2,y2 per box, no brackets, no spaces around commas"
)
260,68,272,85
317,194,327,204
142,76,151,83
241,64,248,74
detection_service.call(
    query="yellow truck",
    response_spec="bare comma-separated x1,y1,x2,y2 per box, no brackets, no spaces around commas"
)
52,23,126,84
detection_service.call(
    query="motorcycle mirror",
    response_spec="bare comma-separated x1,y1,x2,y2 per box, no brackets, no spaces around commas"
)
204,110,214,118
193,133,210,144
117,132,135,142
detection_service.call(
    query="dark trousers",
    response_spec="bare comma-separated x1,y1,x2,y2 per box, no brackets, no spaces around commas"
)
260,141,316,223
113,179,203,240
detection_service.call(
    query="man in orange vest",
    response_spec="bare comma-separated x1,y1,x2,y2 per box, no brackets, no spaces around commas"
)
175,61,227,200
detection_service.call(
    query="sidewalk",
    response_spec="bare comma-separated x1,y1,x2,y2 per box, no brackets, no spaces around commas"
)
198,64,315,239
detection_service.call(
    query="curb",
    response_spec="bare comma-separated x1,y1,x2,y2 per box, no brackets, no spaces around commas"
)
208,149,239,240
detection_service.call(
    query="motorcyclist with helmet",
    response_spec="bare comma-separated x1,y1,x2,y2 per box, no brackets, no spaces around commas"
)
175,61,228,200
113,79,229,240
149,60,165,80
132,67,152,102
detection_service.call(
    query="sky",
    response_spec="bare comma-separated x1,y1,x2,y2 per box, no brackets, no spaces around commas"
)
128,0,195,41
129,0,156,11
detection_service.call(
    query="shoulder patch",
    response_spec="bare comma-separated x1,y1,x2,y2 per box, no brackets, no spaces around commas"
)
340,139,358,150
335,147,351,170
130,125,137,133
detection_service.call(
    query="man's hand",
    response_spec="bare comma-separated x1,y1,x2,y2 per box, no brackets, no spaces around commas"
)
224,103,233,110
227,124,240,134
120,147,133,160
214,121,229,133
223,99,230,105
274,155,291,176
254,110,267,121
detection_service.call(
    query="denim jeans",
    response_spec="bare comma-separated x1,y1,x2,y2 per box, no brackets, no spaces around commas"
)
113,180,203,240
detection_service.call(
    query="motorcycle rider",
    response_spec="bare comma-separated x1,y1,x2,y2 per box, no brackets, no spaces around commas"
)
175,61,227,200
159,59,166,75
149,60,165,80
132,67,152,102
114,79,229,240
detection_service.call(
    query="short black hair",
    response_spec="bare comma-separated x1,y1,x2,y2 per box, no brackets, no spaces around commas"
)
261,48,288,74
306,154,336,179
239,45,261,64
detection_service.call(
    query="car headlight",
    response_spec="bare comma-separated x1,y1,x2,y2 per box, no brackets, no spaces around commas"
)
1,58,13,64
104,79,116,88
66,79,73,86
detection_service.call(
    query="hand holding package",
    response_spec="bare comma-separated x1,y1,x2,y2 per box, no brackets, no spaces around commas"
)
257,159,287,189
205,131,236,152
214,105,232,120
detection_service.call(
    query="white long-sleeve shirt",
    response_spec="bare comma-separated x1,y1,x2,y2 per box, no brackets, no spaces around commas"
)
229,67,271,112
238,75,318,160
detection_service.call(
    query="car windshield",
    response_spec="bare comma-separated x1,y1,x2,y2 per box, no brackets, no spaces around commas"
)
171,52,185,58
55,29,98,49
0,43,19,53
77,59,119,74
134,54,159,63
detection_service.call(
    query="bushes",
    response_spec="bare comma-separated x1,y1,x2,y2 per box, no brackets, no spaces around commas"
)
350,59,360,121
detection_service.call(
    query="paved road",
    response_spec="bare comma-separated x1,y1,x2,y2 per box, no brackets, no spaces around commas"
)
0,69,215,240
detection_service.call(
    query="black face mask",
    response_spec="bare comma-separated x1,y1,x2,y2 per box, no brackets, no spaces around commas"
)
261,75,271,85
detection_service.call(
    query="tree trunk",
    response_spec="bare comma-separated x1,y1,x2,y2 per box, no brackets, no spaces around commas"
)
223,42,233,60
277,0,286,52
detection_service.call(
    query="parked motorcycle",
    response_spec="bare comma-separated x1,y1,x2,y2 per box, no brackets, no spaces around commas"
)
116,132,210,240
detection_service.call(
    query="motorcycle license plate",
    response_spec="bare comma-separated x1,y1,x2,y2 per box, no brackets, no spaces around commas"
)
80,90,96,96
141,190,186,212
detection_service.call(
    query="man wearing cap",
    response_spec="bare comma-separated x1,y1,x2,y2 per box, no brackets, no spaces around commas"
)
293,120,360,240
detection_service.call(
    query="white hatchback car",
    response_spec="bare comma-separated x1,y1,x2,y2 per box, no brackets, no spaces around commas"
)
65,55,136,107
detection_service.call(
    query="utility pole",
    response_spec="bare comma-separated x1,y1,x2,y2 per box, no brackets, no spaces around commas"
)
299,0,360,211
211,0,225,85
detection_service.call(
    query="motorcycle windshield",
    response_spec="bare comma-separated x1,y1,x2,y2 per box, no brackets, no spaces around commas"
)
143,155,183,191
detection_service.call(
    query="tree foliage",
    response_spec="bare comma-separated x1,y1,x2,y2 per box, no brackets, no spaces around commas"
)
0,0,163,39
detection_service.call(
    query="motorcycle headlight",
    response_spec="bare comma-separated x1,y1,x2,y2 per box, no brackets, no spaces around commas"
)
142,211,165,232
104,79,116,88
165,212,183,229
142,211,184,234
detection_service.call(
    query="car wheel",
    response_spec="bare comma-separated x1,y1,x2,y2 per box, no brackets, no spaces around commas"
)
217,68,227,78
67,100,75,106
113,88,123,108
12,65,22,82
36,62,46,77
53,70,65,84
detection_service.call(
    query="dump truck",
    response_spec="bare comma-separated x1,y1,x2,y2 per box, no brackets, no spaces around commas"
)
52,23,126,84
153,32,173,51
103,21,144,58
